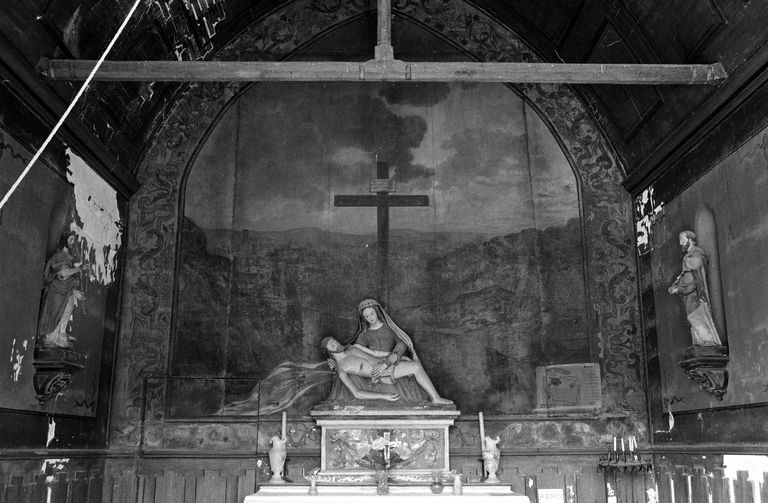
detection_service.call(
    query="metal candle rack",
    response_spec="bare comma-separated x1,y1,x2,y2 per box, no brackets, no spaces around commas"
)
598,436,652,473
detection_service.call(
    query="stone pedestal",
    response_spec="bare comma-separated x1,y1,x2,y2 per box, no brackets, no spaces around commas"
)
310,408,460,482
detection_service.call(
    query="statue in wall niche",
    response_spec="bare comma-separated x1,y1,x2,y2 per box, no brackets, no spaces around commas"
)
667,230,723,347
37,233,89,349
668,230,729,398
320,336,453,405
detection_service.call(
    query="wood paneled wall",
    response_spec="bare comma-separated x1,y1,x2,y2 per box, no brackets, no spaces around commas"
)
1,457,103,503
3,451,768,503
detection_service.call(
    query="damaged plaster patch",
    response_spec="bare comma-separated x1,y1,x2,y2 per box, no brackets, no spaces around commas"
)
42,458,69,503
46,416,56,447
41,458,69,473
9,338,28,382
635,187,664,253
66,149,122,285
723,455,768,483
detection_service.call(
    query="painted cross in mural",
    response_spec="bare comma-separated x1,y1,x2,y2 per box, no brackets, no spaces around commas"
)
334,161,429,300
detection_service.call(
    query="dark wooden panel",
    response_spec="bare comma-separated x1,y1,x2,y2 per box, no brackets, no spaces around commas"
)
734,471,753,503
712,468,729,503
587,22,662,140
626,65,768,200
3,475,24,503
237,470,256,502
504,0,584,45
575,467,606,502
627,0,726,63
762,472,768,503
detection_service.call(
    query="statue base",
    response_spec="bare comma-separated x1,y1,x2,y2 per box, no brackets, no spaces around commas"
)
678,345,729,399
32,347,86,403
310,407,460,479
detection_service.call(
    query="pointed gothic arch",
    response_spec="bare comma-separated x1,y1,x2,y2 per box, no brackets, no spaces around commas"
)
113,0,641,447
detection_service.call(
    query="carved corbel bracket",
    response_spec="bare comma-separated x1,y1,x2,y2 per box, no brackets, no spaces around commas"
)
32,347,86,403
678,345,729,399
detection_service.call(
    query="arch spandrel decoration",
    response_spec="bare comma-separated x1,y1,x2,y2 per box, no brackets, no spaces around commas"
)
113,0,642,448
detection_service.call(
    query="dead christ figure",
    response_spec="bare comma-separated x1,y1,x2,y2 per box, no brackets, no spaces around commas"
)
320,336,452,405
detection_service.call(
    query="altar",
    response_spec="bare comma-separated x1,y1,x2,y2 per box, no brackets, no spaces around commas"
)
245,485,531,502
245,300,532,502
244,405,531,503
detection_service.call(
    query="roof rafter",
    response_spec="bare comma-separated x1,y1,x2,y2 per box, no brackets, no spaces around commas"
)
38,0,728,85
39,58,727,84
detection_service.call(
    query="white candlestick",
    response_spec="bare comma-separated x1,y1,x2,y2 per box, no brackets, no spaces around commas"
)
613,436,617,452
620,437,625,452
281,411,287,440
478,412,486,450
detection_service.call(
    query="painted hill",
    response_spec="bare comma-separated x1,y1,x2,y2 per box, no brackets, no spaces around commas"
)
173,217,587,415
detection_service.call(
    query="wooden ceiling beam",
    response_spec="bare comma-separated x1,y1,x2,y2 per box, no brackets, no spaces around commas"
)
40,58,727,85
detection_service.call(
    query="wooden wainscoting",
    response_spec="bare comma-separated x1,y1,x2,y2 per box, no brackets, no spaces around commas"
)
654,452,768,503
4,450,768,502
0,455,103,503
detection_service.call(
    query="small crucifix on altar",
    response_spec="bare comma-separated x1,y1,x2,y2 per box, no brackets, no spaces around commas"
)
334,161,430,302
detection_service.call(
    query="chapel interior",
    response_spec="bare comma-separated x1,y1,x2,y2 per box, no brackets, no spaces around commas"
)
1,0,768,502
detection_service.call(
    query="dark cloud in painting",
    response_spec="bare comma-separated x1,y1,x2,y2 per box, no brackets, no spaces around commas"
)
236,85,434,211
186,82,579,234
328,92,433,183
378,83,452,107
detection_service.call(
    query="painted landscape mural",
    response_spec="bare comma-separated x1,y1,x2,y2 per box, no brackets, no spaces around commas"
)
171,82,587,417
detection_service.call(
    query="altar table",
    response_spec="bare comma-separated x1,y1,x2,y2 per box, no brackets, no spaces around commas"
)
244,485,531,502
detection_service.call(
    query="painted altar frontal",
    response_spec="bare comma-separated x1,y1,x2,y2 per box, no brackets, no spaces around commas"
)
312,408,459,480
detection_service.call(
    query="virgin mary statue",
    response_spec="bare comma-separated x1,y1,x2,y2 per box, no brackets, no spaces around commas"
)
319,299,432,406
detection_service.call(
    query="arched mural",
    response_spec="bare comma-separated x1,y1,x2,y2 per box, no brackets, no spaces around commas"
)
113,0,642,450
173,81,586,416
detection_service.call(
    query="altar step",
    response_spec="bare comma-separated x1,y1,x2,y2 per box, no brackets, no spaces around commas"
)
245,483,531,502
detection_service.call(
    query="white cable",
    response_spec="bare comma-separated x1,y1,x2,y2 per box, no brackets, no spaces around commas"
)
0,0,143,211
